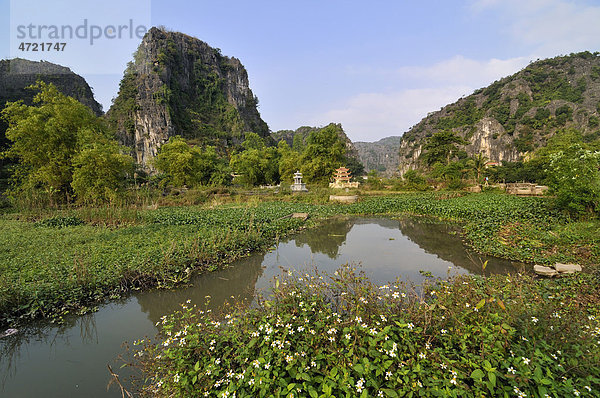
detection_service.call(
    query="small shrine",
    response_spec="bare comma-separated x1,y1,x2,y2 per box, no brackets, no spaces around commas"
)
290,171,308,192
329,166,359,189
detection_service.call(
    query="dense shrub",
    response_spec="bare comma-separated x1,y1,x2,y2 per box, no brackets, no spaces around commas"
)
134,266,600,397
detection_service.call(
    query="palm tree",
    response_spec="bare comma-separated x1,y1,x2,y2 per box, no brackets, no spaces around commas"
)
470,153,488,183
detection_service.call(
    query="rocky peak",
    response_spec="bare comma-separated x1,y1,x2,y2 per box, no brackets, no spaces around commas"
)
398,51,600,173
0,58,102,116
354,136,402,176
107,27,269,166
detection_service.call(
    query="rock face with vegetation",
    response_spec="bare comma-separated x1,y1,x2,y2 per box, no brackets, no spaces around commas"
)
398,51,600,173
0,58,102,116
107,27,269,166
354,136,402,175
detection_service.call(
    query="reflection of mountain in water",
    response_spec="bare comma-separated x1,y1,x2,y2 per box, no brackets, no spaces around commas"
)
135,251,266,325
292,218,352,259
351,217,400,230
396,218,522,275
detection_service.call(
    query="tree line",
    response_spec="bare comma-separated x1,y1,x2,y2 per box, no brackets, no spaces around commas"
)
0,82,360,206
411,129,600,216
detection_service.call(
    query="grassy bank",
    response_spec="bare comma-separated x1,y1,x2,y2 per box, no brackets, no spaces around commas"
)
133,265,600,397
1,192,598,327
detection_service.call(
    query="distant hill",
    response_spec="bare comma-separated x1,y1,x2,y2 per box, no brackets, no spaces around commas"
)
271,123,359,159
398,51,600,173
107,27,269,166
354,136,402,175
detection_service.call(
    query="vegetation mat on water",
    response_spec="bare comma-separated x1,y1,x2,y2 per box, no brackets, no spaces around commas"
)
1,193,597,327
132,265,600,397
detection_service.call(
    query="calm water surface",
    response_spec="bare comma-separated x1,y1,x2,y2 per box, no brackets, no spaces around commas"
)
0,217,525,397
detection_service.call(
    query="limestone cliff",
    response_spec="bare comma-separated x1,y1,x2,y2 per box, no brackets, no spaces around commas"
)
107,27,269,166
354,136,402,176
398,51,600,173
0,58,102,116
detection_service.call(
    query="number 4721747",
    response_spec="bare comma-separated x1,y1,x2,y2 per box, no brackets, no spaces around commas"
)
18,42,66,51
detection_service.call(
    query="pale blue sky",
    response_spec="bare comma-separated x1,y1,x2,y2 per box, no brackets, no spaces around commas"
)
2,0,600,141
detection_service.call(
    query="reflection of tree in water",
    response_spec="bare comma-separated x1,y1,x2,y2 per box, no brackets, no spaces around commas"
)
293,218,353,259
396,218,524,276
135,251,266,326
0,312,98,390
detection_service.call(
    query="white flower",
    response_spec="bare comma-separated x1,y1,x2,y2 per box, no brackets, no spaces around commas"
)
531,317,539,324
355,378,365,393
418,352,426,359
441,329,447,334
407,323,414,330
507,367,516,374
440,363,447,369
522,357,531,365
392,292,400,299
173,373,180,383
450,377,457,385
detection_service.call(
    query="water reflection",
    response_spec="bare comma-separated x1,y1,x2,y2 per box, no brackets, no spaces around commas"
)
136,251,266,326
0,216,526,398
293,218,352,259
396,218,523,276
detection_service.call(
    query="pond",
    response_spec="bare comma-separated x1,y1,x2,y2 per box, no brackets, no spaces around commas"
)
0,217,525,397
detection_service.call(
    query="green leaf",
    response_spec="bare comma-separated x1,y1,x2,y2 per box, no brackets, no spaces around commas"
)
476,298,486,309
330,367,338,378
353,363,364,374
382,389,399,397
488,371,496,387
471,369,485,380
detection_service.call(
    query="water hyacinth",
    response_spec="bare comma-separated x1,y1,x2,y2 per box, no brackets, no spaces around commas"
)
130,264,600,397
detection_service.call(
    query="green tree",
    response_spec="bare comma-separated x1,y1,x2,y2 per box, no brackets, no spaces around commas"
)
300,124,346,183
229,134,279,186
292,133,304,152
1,81,126,204
277,141,301,184
152,136,229,187
420,130,468,166
469,153,488,182
71,134,135,204
547,144,600,216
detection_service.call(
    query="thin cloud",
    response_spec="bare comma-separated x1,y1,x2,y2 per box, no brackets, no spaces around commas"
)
316,55,530,142
471,0,600,56
313,86,471,142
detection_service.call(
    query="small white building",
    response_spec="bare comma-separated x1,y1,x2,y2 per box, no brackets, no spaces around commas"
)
290,171,308,192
